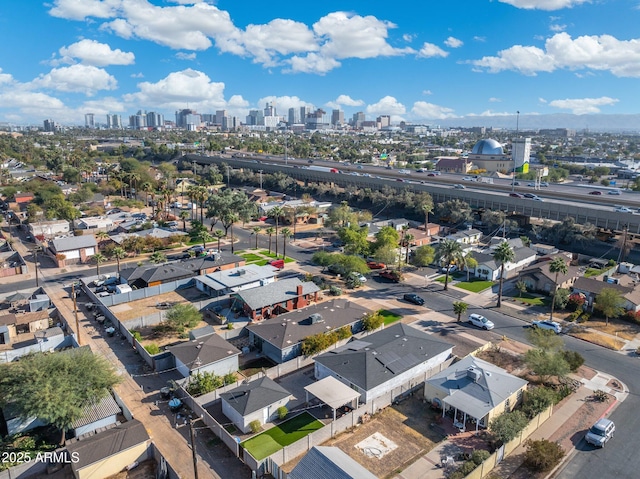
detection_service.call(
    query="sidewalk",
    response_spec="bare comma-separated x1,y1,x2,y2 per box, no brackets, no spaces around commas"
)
397,369,627,479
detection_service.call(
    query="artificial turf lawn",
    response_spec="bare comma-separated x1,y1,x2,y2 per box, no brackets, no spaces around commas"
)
455,280,494,293
240,412,324,460
379,309,402,325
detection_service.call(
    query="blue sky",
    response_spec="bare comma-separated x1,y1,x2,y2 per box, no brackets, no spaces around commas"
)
1,0,640,126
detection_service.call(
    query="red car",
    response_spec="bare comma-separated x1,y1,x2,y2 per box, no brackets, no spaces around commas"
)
589,191,602,195
367,261,386,270
509,193,523,198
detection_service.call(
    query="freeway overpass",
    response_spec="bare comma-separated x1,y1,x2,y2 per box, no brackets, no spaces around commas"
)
187,154,640,235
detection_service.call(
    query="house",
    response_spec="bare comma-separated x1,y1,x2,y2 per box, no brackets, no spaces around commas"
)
66,419,150,479
168,332,241,378
70,393,122,438
518,255,579,294
28,220,70,237
289,446,377,479
424,355,528,431
0,310,50,338
109,227,187,243
571,276,640,312
365,218,417,237
220,376,291,433
246,299,369,364
0,327,67,364
194,264,277,297
473,244,538,281
446,227,482,245
435,157,470,174
50,235,97,266
314,323,454,403
74,216,115,233
13,192,34,205
235,277,321,321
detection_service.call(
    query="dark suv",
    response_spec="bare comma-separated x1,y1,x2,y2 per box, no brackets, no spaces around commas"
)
404,293,425,306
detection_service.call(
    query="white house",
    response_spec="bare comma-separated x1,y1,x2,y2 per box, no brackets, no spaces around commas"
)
28,220,70,237
194,264,277,297
168,332,241,378
220,376,291,433
446,227,482,245
75,216,115,232
473,243,538,281
314,323,454,404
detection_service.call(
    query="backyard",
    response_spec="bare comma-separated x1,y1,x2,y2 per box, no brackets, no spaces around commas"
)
240,412,324,460
235,249,297,266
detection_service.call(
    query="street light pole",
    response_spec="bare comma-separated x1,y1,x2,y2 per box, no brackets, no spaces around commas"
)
189,417,199,479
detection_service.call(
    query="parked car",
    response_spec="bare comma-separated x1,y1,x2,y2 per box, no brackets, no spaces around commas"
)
367,261,386,270
404,293,425,306
468,313,495,330
440,265,458,274
379,270,402,282
532,320,562,334
509,192,523,198
585,418,615,447
348,272,367,283
588,191,602,195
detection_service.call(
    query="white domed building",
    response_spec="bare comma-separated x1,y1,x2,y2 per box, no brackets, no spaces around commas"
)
467,138,530,175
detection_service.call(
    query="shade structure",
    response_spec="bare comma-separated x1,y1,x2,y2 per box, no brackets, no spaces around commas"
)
304,376,360,410
4,292,31,303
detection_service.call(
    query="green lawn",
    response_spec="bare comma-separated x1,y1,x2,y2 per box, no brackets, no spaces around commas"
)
455,279,495,293
379,309,402,325
509,293,549,307
240,412,324,460
584,268,604,278
239,253,263,262
260,250,278,258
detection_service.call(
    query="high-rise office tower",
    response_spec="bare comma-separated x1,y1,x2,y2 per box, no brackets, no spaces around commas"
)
85,113,95,129
331,109,344,128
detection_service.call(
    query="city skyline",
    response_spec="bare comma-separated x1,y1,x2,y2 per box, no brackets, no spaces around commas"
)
1,1,640,127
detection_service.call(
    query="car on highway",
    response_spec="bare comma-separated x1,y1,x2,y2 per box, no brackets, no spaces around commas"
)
585,418,615,448
453,184,465,189
527,182,536,187
523,193,542,201
468,313,495,330
588,191,602,195
614,205,632,213
404,293,425,306
532,320,562,334
462,176,474,181
509,192,523,198
540,182,549,187
608,189,622,195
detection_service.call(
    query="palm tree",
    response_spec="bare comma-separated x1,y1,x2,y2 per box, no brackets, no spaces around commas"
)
268,206,284,257
453,301,468,322
96,231,110,247
252,226,262,249
225,212,239,254
404,233,414,267
140,182,153,207
281,227,292,260
435,239,464,291
464,254,478,282
212,229,225,251
149,252,167,264
197,230,213,249
111,247,127,279
265,227,276,254
179,210,190,232
549,257,569,321
493,241,515,308
420,198,434,233
92,253,106,276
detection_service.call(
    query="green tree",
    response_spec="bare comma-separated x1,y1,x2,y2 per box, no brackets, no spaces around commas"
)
92,252,106,276
373,245,398,266
164,304,202,333
374,225,400,252
524,349,570,384
412,244,435,267
179,210,190,231
268,205,284,257
150,251,167,264
528,327,564,351
595,287,625,325
0,348,120,444
464,254,478,281
493,241,515,307
196,230,213,249
281,227,292,259
516,280,528,298
453,301,468,322
362,311,384,331
548,257,568,322
212,229,225,251
435,239,464,291
110,246,127,278
338,225,370,256
522,386,557,419
265,226,276,254
523,439,565,473
489,410,529,445
252,226,262,249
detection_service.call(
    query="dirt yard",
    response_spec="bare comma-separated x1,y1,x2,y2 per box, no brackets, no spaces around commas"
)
110,288,209,323
282,394,443,479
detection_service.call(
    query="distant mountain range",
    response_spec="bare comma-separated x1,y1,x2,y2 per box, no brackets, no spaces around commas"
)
430,114,640,134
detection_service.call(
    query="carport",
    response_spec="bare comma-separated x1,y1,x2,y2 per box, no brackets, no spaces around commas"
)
304,376,360,421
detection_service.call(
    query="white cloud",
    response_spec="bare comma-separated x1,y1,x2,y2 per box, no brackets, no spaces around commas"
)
422,90,433,95
334,95,364,107
498,0,591,10
549,23,567,32
49,0,120,20
403,33,415,42
58,39,135,66
472,32,640,77
489,97,502,102
548,96,618,114
474,36,487,42
81,96,126,115
256,95,311,113
417,43,449,58
176,52,196,61
239,19,317,66
467,110,516,117
444,37,463,48
286,53,341,75
123,69,227,110
0,68,14,86
366,96,406,115
29,65,117,96
411,101,457,119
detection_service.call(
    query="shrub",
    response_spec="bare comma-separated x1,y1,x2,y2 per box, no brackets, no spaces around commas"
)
277,406,288,420
144,343,161,355
471,449,490,465
362,311,384,331
336,325,352,340
522,386,557,418
329,285,342,296
223,372,237,385
249,420,262,434
186,371,224,396
561,350,584,372
129,329,142,342
567,293,586,311
523,439,565,472
489,410,529,444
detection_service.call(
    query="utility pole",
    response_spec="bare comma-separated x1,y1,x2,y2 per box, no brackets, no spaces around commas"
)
617,224,628,265
71,282,81,346
32,247,40,288
258,170,263,190
511,110,520,192
284,128,288,165
189,417,199,479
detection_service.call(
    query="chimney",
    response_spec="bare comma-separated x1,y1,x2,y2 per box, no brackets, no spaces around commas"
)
297,285,303,296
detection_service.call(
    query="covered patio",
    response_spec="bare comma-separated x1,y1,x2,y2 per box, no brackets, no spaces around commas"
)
439,393,488,433
304,376,360,421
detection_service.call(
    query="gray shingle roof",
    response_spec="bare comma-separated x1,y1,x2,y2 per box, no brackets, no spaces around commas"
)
426,355,528,420
220,376,290,416
51,235,96,252
67,419,149,471
236,278,320,310
168,333,240,370
289,446,377,479
246,299,369,349
314,323,454,392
